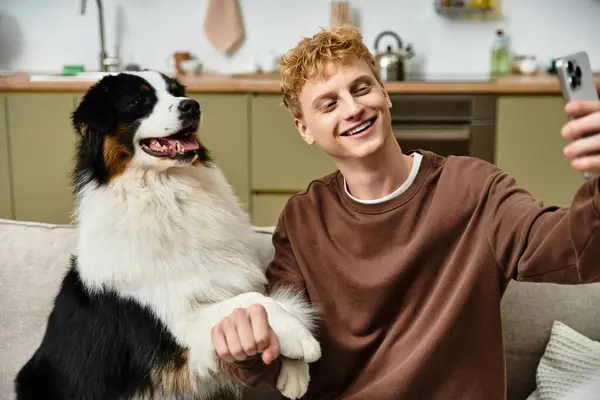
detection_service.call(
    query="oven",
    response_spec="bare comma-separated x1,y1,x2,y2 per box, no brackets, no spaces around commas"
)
389,94,497,163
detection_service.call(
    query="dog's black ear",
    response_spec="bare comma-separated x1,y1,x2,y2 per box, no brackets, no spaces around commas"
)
72,75,117,138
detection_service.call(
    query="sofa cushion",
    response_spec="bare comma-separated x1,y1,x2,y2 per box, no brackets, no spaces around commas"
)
526,320,600,400
0,218,78,400
501,280,600,400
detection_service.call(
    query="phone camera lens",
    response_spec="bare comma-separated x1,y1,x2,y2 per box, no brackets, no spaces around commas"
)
569,76,580,89
575,66,582,78
567,61,575,74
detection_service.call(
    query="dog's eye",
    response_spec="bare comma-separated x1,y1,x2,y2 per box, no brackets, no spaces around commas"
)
128,98,149,107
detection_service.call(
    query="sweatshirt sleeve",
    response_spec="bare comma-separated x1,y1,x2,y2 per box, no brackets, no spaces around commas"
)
222,211,308,388
486,169,600,285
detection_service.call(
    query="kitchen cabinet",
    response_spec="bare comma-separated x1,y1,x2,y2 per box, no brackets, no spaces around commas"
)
2,92,251,225
7,93,79,224
251,94,336,192
189,94,250,211
1,90,591,227
495,96,584,208
250,94,336,225
251,193,294,227
0,95,12,219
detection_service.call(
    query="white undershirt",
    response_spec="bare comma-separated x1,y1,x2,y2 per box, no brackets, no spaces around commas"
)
344,152,423,204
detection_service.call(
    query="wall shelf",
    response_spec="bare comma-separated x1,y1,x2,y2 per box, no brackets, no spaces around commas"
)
434,0,500,20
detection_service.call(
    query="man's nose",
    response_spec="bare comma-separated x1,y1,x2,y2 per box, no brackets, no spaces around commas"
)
341,97,364,120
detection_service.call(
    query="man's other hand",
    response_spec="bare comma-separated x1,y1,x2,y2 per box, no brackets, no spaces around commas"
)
562,100,600,174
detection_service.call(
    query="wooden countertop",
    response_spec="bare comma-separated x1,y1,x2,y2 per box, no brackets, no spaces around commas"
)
0,72,598,95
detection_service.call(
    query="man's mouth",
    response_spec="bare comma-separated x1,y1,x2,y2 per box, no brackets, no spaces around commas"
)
340,117,376,137
139,126,200,159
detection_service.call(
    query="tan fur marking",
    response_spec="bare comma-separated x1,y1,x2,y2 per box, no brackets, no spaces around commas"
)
150,349,195,395
140,84,150,92
102,134,132,180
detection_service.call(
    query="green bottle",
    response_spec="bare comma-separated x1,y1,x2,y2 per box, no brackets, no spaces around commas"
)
490,29,510,76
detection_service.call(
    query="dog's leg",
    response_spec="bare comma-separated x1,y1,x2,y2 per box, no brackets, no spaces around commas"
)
180,292,321,382
277,357,312,400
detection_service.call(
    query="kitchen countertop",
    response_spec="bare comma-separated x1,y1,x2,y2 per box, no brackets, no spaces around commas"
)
0,72,598,94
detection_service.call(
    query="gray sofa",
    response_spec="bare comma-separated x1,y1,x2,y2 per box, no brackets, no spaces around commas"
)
1,217,599,400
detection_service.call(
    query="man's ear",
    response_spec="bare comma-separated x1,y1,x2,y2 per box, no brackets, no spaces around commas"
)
380,84,392,109
294,118,314,145
72,75,117,138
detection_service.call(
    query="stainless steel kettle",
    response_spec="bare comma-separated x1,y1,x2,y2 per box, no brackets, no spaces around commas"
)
373,31,414,81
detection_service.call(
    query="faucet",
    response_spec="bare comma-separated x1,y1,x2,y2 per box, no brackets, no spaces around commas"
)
80,0,118,72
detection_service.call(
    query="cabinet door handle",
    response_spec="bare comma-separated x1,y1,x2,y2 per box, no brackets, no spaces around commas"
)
393,125,470,141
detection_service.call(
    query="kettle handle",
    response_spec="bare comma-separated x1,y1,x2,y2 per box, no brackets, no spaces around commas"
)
374,31,404,53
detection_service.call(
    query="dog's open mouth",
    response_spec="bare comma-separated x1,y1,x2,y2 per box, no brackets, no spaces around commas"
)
140,128,200,159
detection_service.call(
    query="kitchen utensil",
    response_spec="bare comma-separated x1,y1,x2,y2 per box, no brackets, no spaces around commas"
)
373,31,414,81
167,52,202,76
330,0,351,27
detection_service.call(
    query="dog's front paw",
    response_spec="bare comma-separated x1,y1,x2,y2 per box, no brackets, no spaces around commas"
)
277,327,321,364
277,357,310,399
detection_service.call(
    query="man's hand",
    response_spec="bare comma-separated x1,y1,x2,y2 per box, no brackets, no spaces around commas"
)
562,100,600,174
211,304,280,365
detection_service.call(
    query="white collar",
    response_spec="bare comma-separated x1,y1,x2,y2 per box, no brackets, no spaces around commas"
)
344,152,423,204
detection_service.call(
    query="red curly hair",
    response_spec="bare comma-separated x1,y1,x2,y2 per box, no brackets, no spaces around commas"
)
279,25,380,118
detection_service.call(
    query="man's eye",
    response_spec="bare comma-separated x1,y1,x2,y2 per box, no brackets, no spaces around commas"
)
322,101,337,112
355,86,370,95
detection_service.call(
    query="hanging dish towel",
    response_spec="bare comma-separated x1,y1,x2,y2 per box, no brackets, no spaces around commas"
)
204,0,245,56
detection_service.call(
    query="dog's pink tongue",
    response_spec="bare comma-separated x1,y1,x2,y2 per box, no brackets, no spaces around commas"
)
165,136,200,151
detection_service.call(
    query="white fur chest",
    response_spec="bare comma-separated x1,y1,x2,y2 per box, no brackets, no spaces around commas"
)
75,165,267,328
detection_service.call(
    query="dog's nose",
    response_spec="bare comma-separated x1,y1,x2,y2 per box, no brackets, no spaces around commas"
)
178,99,200,115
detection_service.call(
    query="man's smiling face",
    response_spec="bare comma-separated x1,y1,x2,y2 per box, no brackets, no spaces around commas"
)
294,58,394,161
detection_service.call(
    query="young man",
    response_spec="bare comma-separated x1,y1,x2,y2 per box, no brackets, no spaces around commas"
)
210,26,600,399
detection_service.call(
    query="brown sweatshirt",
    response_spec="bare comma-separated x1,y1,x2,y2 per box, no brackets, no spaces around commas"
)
225,150,600,399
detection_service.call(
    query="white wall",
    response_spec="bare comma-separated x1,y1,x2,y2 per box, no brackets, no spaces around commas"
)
1,0,600,78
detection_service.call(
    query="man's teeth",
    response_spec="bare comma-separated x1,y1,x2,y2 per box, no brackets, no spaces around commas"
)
345,120,373,136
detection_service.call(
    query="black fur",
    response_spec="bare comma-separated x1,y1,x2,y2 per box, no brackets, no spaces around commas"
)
14,258,187,400
71,73,159,189
71,71,211,193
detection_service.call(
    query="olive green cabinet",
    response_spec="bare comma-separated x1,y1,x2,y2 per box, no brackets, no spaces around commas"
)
2,93,252,224
6,93,79,224
251,193,294,227
249,94,336,225
1,92,590,227
190,94,250,211
0,95,12,219
250,94,336,191
495,96,584,208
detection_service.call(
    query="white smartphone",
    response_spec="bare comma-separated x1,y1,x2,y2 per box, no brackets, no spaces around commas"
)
555,51,599,180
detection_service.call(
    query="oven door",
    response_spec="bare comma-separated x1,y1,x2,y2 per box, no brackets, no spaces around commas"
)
393,123,495,163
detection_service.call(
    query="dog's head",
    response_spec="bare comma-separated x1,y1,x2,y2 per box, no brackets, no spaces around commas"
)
72,70,210,187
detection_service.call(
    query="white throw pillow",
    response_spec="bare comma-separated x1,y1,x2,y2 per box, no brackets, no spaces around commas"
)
527,320,600,400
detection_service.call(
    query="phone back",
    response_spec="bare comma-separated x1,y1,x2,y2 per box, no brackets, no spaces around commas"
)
555,51,599,102
555,51,599,180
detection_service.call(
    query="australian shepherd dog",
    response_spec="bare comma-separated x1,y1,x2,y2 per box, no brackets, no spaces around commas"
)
14,71,320,400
